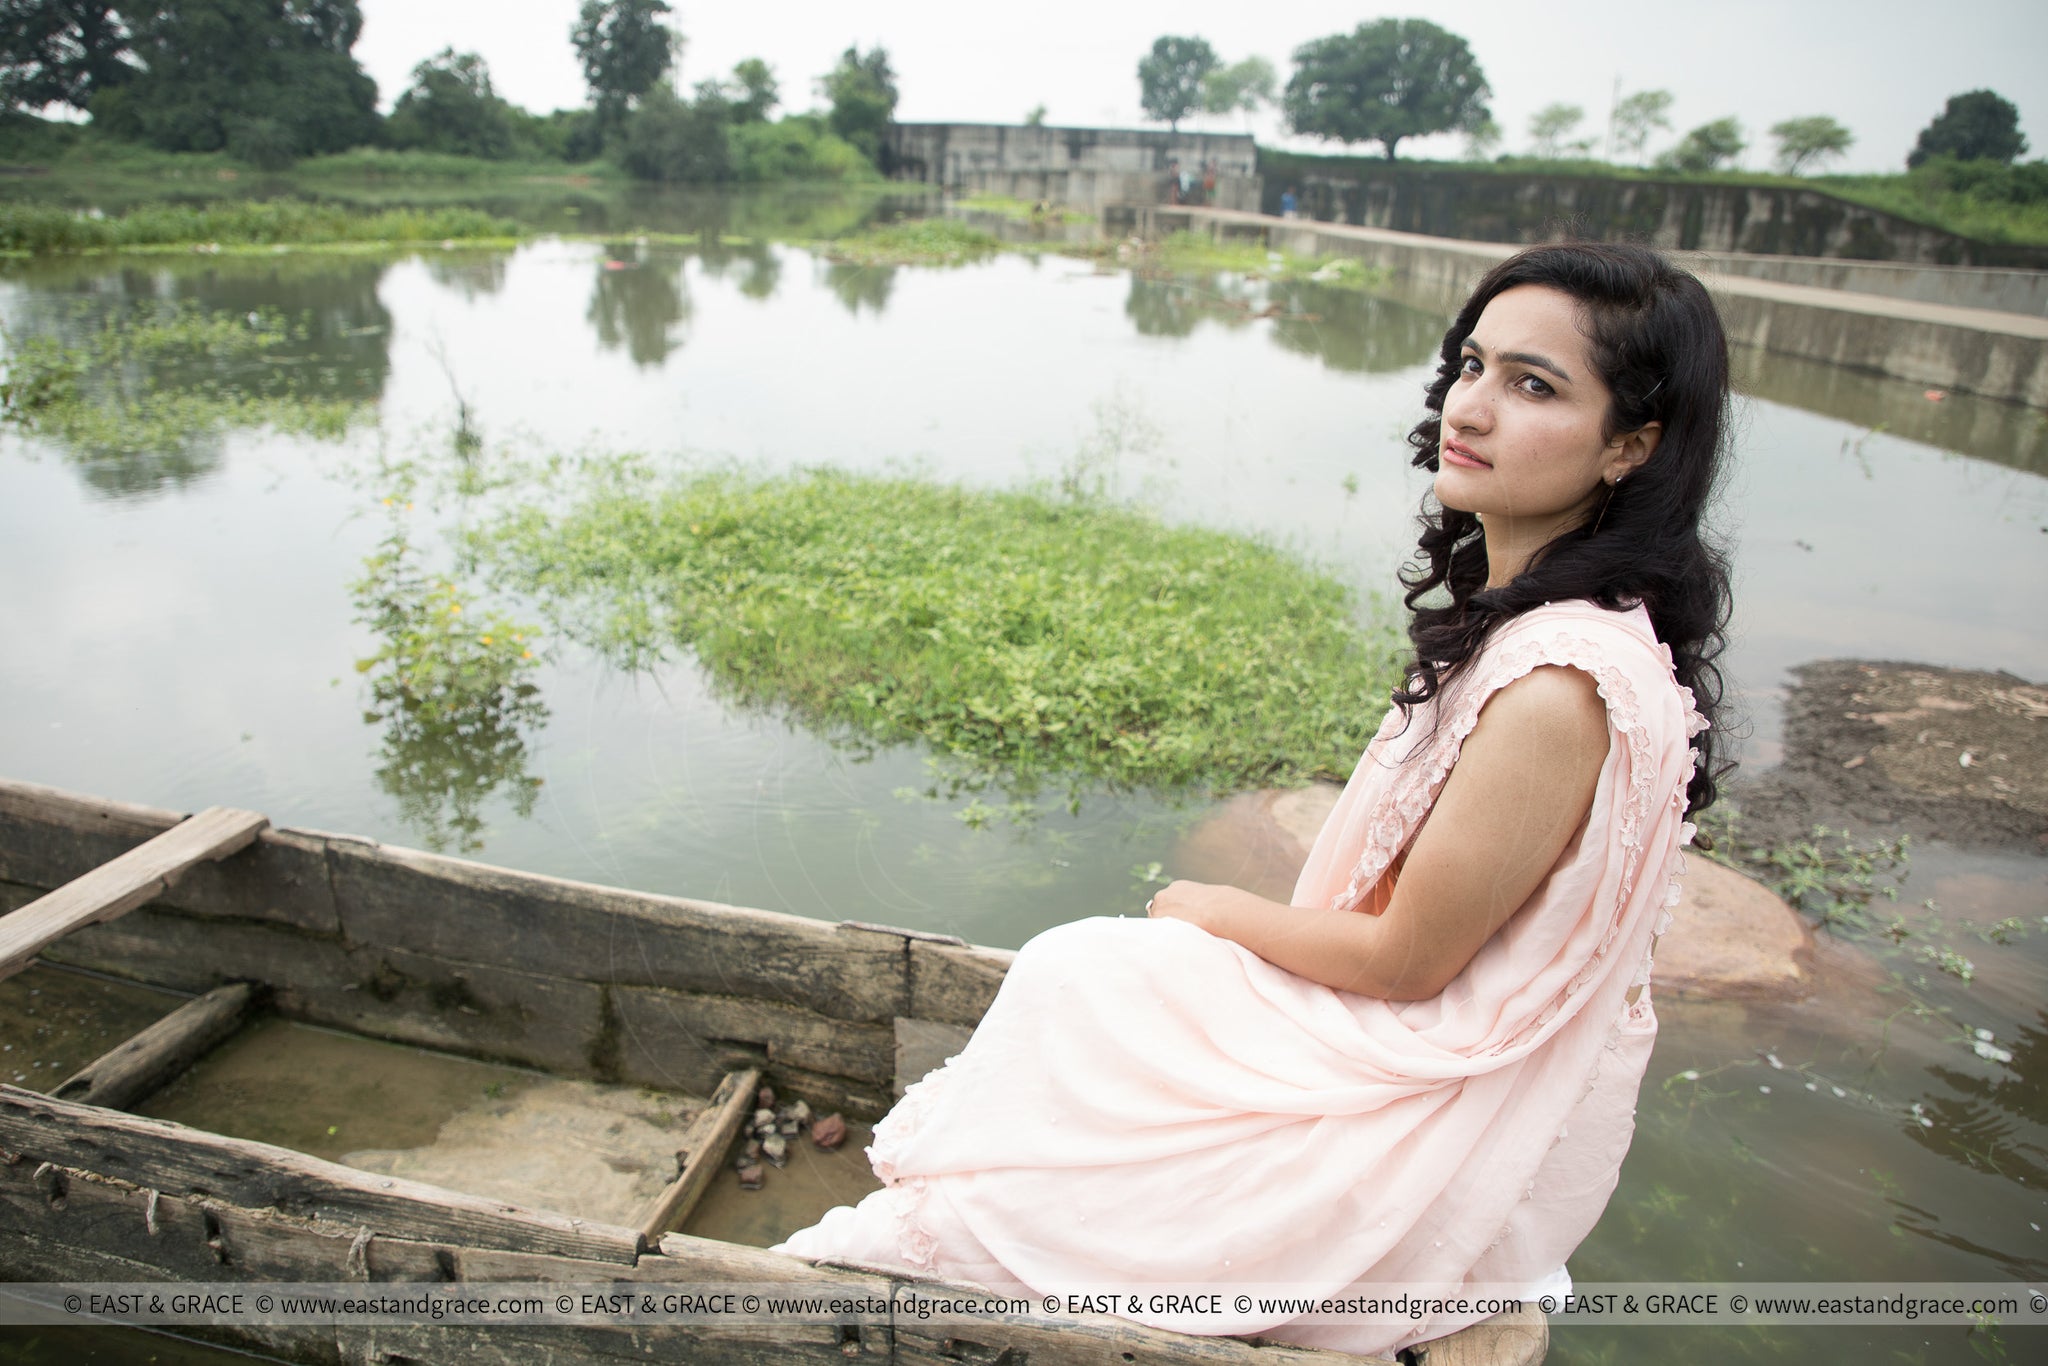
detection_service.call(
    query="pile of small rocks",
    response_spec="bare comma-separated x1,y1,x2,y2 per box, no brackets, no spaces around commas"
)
735,1084,849,1191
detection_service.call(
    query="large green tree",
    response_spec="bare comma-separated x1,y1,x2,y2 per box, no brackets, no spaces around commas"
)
1609,89,1673,164
89,0,378,160
1908,90,2027,167
818,44,895,166
386,48,516,159
570,0,673,135
1282,19,1489,161
1656,117,1745,173
1200,55,1274,124
1135,34,1215,132
0,0,133,112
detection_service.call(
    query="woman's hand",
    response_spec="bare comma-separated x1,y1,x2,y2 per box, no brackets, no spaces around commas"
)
1145,879,1252,935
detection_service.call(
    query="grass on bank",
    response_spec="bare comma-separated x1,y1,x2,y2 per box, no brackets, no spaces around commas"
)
0,199,519,254
470,457,1406,803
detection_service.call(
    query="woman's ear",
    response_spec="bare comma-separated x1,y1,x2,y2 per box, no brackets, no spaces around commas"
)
1607,421,1662,483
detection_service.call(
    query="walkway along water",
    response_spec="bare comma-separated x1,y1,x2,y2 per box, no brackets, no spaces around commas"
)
1111,206,2048,409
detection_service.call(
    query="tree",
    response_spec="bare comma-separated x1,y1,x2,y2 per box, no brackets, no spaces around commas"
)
1135,35,1215,132
1024,103,1045,127
1201,55,1274,123
1282,19,1489,161
618,82,728,182
386,48,516,159
571,0,674,135
726,57,775,124
1770,115,1852,175
1461,115,1501,162
818,44,895,166
89,0,379,160
0,0,133,112
1527,102,1589,160
1610,89,1673,164
1908,90,2027,167
1656,118,1744,173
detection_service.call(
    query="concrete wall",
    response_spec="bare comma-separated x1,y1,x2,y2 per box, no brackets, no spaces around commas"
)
1695,252,2048,318
1253,156,2048,270
888,122,1261,211
1111,206,2048,409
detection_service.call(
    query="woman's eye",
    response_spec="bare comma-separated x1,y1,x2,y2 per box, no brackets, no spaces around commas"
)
1457,355,1481,378
1518,374,1554,397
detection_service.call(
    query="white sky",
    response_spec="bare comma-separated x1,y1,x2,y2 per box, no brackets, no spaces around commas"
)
354,1,2047,174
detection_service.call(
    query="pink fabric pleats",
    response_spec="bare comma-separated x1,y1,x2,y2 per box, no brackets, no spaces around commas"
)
775,599,1707,1358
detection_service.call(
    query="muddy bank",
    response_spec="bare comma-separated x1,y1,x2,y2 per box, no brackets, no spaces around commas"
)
1727,660,2048,855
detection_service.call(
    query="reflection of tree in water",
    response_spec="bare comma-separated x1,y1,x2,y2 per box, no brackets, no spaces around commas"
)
0,255,395,501
824,261,893,316
1123,274,1208,338
349,515,547,855
1123,271,1441,372
586,243,690,366
697,237,781,301
423,250,511,302
1266,283,1442,374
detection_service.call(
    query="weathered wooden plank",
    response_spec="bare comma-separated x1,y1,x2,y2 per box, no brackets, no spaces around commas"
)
1406,1305,1547,1366
0,778,335,934
612,984,896,1087
327,838,910,1022
44,908,610,1079
895,1018,975,1098
909,939,1015,1026
634,1067,760,1246
0,1085,643,1265
51,982,258,1110
0,805,268,980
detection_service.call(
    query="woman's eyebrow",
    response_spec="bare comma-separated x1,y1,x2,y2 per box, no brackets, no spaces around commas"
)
1460,338,1574,384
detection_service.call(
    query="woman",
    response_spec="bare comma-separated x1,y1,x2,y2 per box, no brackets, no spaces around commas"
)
775,242,1733,1359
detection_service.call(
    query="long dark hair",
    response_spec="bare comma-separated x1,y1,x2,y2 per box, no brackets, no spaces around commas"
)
1395,242,1735,823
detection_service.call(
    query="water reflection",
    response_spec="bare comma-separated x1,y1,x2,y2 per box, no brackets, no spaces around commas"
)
824,260,893,315
423,249,510,301
350,513,547,853
587,242,690,367
1122,270,1441,374
697,236,782,302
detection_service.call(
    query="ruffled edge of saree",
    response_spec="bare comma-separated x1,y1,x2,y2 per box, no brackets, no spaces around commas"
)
866,1042,983,1274
1333,619,1707,1056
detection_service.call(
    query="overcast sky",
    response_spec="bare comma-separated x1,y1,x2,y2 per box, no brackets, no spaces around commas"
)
354,1,2045,174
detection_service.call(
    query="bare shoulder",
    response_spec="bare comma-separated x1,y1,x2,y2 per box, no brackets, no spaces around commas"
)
1470,664,1609,758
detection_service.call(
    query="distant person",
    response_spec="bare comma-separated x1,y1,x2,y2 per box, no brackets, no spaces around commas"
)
1280,186,1299,219
1201,159,1217,205
1165,157,1181,205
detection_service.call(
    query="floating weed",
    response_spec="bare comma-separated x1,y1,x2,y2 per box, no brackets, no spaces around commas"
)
350,508,547,853
468,457,1406,808
1742,823,1911,930
0,200,518,254
818,217,1003,267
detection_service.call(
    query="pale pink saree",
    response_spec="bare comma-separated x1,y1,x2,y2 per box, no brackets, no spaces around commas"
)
776,599,1708,1357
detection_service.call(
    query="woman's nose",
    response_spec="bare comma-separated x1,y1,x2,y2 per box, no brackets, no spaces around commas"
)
1444,380,1491,432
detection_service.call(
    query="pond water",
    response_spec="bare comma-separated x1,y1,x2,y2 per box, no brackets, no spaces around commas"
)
0,187,2043,1364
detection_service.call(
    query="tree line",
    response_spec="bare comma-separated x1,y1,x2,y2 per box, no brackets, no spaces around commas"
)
0,0,898,180
1134,20,2032,179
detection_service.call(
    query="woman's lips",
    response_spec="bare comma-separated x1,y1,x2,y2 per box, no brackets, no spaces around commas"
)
1441,439,1492,469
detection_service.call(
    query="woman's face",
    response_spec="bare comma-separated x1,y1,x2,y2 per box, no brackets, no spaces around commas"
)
1434,284,1653,526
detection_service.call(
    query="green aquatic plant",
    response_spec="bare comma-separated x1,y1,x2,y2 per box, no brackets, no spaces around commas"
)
0,301,362,460
350,508,547,853
1735,822,1912,931
819,216,1003,266
470,457,1405,806
0,200,520,255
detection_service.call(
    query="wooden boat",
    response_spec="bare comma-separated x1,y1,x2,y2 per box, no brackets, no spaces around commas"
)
0,776,1546,1365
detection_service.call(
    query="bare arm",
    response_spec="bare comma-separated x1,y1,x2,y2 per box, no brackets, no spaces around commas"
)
1148,664,1610,1000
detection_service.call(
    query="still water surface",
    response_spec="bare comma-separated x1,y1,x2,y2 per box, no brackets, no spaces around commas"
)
0,192,2042,1363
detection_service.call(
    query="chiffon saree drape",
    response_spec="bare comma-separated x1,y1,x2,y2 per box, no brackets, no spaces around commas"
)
774,599,1708,1357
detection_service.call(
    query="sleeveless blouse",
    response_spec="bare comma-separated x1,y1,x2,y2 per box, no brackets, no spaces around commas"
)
775,598,1709,1358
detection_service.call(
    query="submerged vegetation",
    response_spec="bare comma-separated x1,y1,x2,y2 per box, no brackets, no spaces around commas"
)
469,456,1404,804
0,301,363,457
